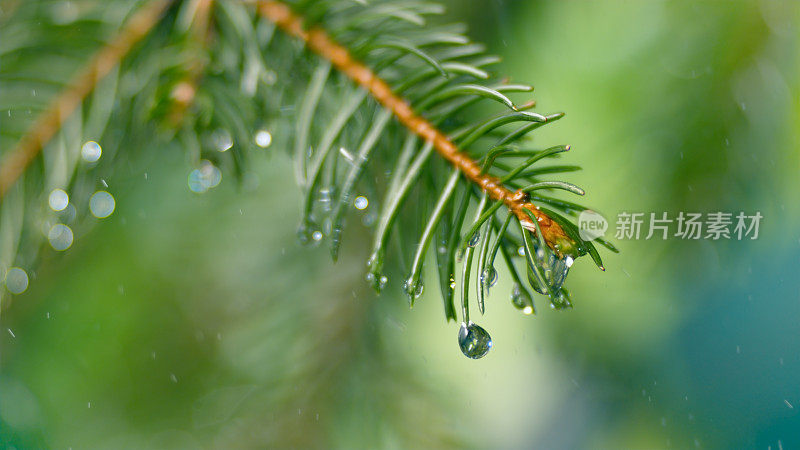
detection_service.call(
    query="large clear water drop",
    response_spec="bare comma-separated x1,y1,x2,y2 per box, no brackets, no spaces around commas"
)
458,321,492,359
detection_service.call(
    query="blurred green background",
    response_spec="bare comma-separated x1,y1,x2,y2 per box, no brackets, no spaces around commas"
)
2,0,800,448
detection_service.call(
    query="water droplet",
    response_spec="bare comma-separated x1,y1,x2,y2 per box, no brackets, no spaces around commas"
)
517,246,525,256
81,141,102,162
510,283,533,312
212,129,233,152
379,275,388,290
254,129,272,148
48,189,69,211
312,231,323,241
528,240,573,295
89,191,115,218
4,267,29,294
458,321,492,359
551,289,573,310
403,278,424,299
481,266,498,289
468,230,480,247
48,224,73,251
522,305,534,315
354,196,369,210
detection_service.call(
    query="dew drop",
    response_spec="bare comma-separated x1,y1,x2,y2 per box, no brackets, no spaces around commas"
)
517,246,525,256
48,224,73,251
468,230,480,247
81,141,102,162
254,129,272,148
528,240,573,296
4,267,29,294
551,289,573,310
481,266,498,289
89,191,115,218
458,321,492,359
403,278,424,299
354,196,369,210
48,188,69,211
312,231,323,241
510,283,533,312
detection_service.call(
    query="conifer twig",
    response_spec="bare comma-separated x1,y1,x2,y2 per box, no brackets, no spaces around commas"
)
0,0,174,198
256,0,576,255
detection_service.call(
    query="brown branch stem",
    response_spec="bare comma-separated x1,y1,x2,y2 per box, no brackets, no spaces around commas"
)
256,1,574,255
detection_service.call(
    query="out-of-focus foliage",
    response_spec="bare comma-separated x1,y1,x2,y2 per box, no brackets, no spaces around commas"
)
1,0,799,449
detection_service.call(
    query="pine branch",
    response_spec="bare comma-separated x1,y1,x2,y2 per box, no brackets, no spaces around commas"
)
257,0,577,257
0,0,618,358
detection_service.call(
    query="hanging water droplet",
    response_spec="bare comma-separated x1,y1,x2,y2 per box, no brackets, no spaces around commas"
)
481,266,498,289
547,255,572,293
403,278,424,300
468,230,480,247
379,275,388,290
254,129,272,148
4,267,29,294
48,224,73,251
527,240,573,296
510,283,534,313
89,191,115,218
550,288,573,310
458,321,492,359
48,188,69,211
81,141,102,162
517,246,525,256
